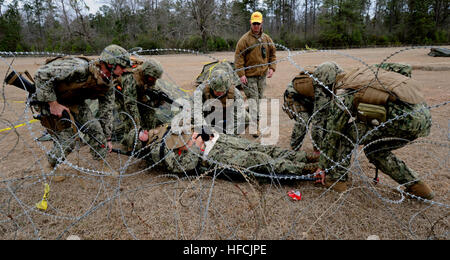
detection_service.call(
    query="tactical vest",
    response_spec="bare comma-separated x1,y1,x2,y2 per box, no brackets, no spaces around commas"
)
283,88,311,119
292,71,315,98
132,72,146,95
335,67,425,106
46,56,111,105
127,71,160,106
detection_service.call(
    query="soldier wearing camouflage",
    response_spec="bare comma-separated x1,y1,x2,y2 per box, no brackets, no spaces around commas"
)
284,63,412,152
283,75,320,152
312,62,434,199
196,69,248,136
133,126,318,177
282,64,343,153
34,44,131,168
115,59,165,151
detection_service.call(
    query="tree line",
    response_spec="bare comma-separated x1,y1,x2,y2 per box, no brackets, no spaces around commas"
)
0,0,448,54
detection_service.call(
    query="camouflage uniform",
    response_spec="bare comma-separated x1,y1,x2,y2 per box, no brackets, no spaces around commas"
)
139,128,317,176
314,62,432,187
115,59,165,151
196,69,248,135
286,63,412,151
283,81,321,151
34,45,130,167
120,67,317,177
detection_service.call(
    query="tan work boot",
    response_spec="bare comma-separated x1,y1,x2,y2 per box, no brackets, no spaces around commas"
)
405,181,435,200
46,164,66,182
252,128,261,138
51,175,66,182
252,121,261,138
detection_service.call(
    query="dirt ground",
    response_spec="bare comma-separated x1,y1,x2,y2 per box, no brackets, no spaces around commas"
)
0,46,449,240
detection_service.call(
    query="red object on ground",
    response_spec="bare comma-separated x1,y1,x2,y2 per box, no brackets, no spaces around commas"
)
288,190,302,201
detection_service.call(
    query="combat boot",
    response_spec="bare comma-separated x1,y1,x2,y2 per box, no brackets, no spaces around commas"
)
252,129,261,138
252,122,261,138
46,165,66,182
405,181,435,200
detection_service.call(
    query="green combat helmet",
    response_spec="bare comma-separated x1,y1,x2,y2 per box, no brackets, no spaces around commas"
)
141,58,164,79
100,44,131,67
313,61,344,86
210,69,231,93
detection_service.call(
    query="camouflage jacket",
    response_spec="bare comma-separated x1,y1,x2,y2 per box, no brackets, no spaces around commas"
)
317,93,354,170
318,91,431,172
34,57,115,138
117,74,184,133
116,73,144,129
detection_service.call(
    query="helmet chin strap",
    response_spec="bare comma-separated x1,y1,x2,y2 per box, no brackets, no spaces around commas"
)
100,62,123,84
98,66,113,84
210,87,228,98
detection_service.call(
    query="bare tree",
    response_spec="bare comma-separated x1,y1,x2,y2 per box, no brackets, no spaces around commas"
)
59,0,72,37
305,0,308,39
68,0,92,43
433,0,449,30
188,0,216,51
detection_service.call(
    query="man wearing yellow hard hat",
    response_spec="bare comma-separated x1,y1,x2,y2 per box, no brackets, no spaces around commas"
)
235,11,277,137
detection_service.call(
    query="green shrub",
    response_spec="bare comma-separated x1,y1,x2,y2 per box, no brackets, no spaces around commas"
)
206,36,230,51
184,35,203,50
434,30,448,43
136,34,163,50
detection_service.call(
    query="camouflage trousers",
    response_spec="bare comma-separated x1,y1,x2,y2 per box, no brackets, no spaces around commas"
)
207,134,313,175
46,101,108,167
87,99,125,142
243,75,267,125
119,108,159,152
328,102,432,186
290,110,325,151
